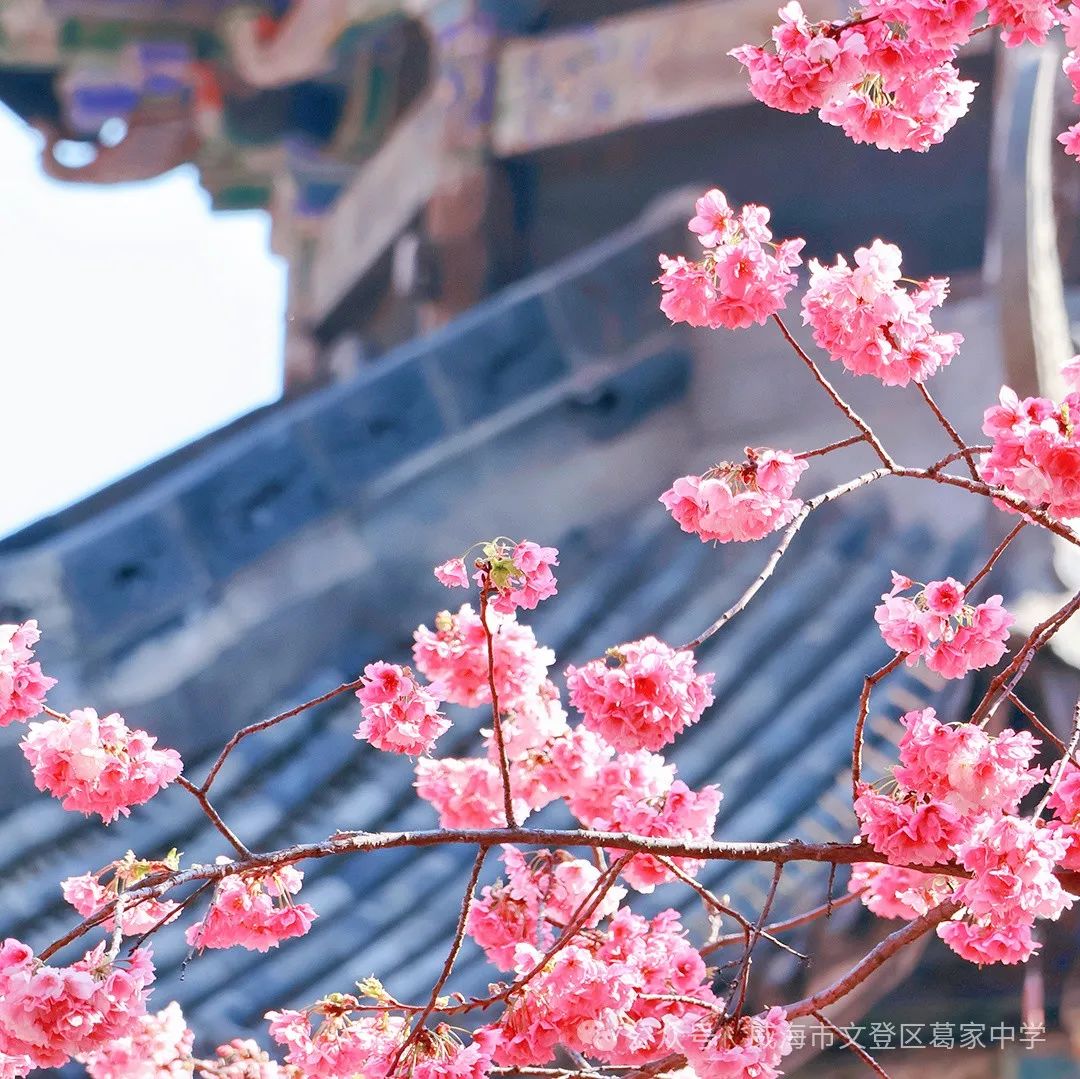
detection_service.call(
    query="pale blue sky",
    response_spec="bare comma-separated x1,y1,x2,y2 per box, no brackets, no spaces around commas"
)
0,105,286,538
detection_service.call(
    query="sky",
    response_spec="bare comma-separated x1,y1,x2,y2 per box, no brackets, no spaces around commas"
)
0,106,286,539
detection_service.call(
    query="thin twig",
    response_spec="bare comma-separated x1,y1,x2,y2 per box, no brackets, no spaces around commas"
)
785,900,962,1017
199,676,365,793
1036,698,1080,818
795,434,868,460
811,1008,892,1077
732,863,783,1017
702,890,862,954
390,848,488,1074
176,775,251,858
683,469,890,650
915,382,977,480
772,314,895,468
969,589,1080,725
964,521,1027,595
657,857,806,961
1008,691,1074,759
852,654,905,797
479,587,517,828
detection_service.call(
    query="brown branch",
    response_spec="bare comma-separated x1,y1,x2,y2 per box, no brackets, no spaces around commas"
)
1008,691,1074,759
915,382,977,480
795,434,868,460
176,775,250,858
772,314,896,468
927,446,992,473
811,1008,892,1077
964,520,1027,595
890,468,1080,549
199,676,365,794
969,589,1080,725
683,468,890,651
703,890,862,954
785,900,962,1017
479,587,517,828
852,654,906,798
390,848,488,1074
1036,697,1080,817
732,863,783,1016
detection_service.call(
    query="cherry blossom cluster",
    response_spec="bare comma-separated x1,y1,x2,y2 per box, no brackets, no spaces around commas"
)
677,1006,793,1079
435,539,559,614
0,938,155,1072
801,240,962,386
1044,760,1080,868
200,1038,300,1078
186,866,317,953
565,636,714,752
20,708,183,823
848,862,955,920
854,708,1072,964
479,905,749,1070
731,4,975,153
266,997,496,1079
875,572,1013,678
661,448,808,543
467,846,627,969
658,189,804,330
413,604,554,710
0,622,55,728
732,0,1080,156
81,1002,193,1079
1060,7,1080,158
979,383,1080,519
354,661,449,756
62,851,183,936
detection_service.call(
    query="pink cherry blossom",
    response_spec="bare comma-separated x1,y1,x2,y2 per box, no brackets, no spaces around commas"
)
987,0,1059,44
730,3,870,114
848,862,955,919
854,784,966,865
894,708,1042,815
874,576,1012,679
62,857,181,937
819,57,975,153
0,621,56,727
20,709,183,823
980,384,1080,518
595,779,722,892
414,756,530,828
802,240,962,385
202,1039,299,1078
1044,760,1080,868
562,745,675,828
81,1001,194,1079
565,637,714,753
675,1006,793,1079
953,815,1072,925
266,1004,408,1078
661,448,807,544
354,661,449,756
658,192,804,330
433,558,469,589
863,0,985,48
0,938,155,1071
467,847,626,970
186,866,317,953
938,918,1039,965
472,540,559,614
412,605,553,710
